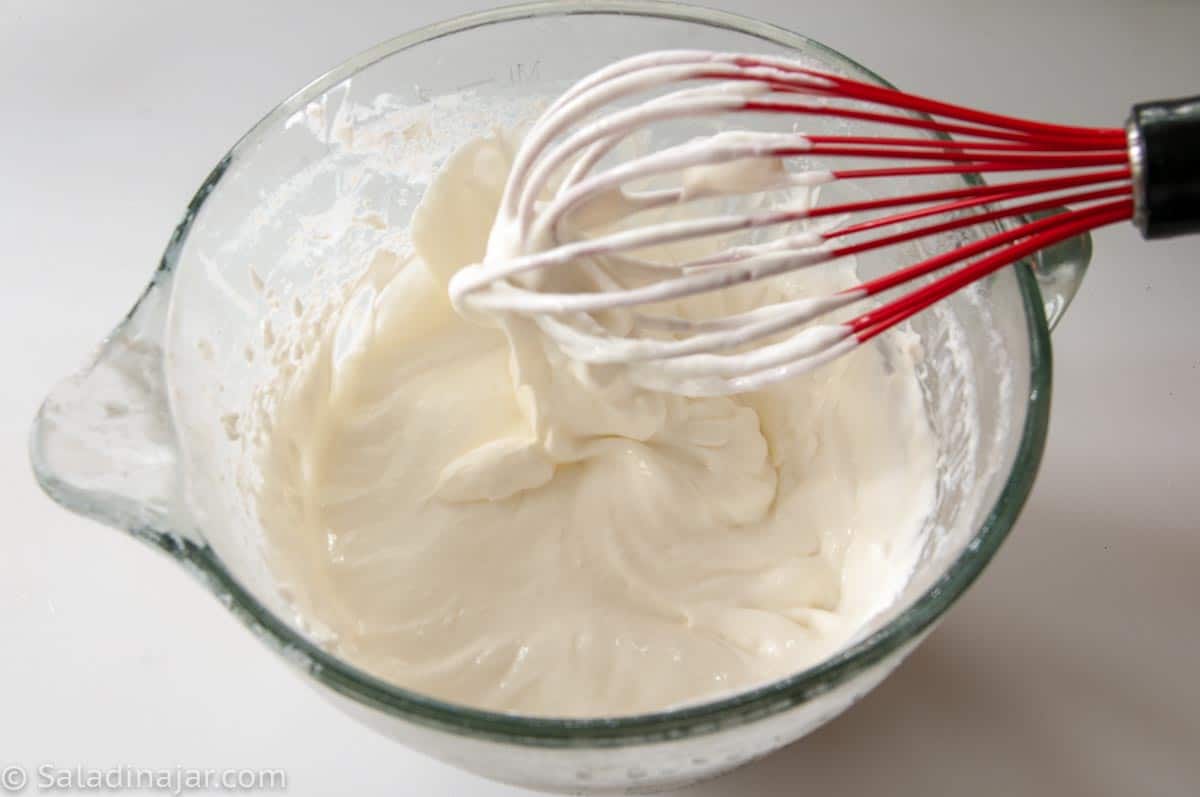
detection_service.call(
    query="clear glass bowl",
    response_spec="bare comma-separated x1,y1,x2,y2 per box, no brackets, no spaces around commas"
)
30,1,1090,792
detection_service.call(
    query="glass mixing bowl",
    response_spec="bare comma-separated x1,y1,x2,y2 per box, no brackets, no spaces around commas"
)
31,2,1091,792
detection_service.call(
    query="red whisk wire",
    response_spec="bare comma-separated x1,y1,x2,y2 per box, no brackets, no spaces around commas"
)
829,185,1131,251
804,135,1126,153
849,200,1133,343
807,144,1128,168
733,55,1125,144
835,161,1122,180
808,168,1130,232
744,99,1121,147
843,195,1129,299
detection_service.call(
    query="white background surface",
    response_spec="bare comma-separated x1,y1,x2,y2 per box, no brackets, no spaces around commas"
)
4,1,1199,794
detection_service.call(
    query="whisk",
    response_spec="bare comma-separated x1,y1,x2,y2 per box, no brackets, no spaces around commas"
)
447,51,1200,396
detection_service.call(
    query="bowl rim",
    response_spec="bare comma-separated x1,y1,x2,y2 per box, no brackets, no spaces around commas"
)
164,0,1053,747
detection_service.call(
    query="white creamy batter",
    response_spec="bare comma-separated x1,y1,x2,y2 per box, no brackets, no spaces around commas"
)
254,129,939,717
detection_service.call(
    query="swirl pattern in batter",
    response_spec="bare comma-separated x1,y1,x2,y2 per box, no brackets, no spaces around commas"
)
254,130,938,717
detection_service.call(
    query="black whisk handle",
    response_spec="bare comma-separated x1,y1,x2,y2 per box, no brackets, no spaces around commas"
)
1129,95,1200,239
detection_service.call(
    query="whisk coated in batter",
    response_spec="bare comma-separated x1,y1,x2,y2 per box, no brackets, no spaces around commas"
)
448,50,1199,395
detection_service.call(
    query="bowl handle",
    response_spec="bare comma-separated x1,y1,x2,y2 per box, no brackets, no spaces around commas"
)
29,272,195,553
1027,209,1094,331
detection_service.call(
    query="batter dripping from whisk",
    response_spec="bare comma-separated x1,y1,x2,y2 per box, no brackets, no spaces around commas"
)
254,127,938,717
